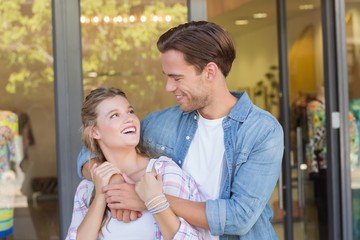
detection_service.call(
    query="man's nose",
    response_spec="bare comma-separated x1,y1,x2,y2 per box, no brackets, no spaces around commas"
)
165,78,176,92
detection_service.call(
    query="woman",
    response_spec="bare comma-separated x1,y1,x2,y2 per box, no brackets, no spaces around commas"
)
66,87,204,240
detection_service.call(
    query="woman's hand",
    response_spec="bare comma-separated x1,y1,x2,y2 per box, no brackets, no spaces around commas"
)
135,172,163,203
91,161,120,198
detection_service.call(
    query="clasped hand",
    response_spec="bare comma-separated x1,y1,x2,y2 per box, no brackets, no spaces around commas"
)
99,167,163,222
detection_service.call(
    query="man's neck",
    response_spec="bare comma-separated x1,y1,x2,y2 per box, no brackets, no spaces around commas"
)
198,92,237,119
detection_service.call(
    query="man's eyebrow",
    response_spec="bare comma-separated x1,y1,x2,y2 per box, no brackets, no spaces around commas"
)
162,72,183,78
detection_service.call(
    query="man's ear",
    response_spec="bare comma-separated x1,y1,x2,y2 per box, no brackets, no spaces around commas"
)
91,127,101,139
205,62,218,80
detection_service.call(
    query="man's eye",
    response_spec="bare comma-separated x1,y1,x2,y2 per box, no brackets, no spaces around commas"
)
129,109,135,114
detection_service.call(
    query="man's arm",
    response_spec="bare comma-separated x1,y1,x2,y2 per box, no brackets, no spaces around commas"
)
77,147,98,179
206,124,284,236
166,195,209,229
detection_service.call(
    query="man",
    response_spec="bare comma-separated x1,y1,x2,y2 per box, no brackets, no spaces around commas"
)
77,21,284,239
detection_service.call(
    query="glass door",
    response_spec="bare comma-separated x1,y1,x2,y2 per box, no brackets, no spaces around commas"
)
286,1,327,240
344,1,360,240
207,0,329,239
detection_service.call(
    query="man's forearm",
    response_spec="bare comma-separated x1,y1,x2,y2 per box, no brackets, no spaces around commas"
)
165,195,209,229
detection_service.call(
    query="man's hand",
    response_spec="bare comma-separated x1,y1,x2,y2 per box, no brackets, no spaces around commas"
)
105,175,146,222
103,182,146,222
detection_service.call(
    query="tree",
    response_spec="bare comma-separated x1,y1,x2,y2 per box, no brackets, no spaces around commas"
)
1,0,187,116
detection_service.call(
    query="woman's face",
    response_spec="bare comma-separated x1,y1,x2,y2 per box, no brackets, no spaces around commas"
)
92,95,141,150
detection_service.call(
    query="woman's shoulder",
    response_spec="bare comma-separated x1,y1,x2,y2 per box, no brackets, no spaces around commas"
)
74,179,94,205
151,156,181,174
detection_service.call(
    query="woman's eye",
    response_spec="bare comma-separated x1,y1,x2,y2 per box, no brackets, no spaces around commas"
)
110,113,119,119
129,109,135,114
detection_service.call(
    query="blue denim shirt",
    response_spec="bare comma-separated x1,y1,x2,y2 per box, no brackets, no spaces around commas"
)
77,92,284,239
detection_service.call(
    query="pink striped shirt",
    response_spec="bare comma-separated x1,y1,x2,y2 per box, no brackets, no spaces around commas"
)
66,156,206,239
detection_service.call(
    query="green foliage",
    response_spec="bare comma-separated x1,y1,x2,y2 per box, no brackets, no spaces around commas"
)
1,0,187,94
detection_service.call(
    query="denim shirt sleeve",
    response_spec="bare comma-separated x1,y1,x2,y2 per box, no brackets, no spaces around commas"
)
76,146,96,179
205,122,284,236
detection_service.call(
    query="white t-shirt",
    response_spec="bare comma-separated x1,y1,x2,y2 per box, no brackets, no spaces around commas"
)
183,113,225,240
101,211,156,239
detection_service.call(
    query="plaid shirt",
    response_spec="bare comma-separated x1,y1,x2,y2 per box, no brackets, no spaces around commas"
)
66,156,206,239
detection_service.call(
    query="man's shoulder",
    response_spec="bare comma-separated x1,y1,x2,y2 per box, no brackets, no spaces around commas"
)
145,105,183,118
142,105,193,126
247,106,281,128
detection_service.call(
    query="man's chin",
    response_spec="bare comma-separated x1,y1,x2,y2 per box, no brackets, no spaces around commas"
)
179,104,196,112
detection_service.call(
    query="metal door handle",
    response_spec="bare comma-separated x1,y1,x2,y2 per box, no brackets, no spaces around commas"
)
296,127,305,208
278,167,283,209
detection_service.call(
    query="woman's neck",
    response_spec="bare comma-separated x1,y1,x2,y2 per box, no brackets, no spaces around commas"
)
102,148,149,182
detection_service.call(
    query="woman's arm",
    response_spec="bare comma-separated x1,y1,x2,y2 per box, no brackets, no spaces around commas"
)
65,180,92,240
135,158,207,239
136,173,180,240
76,194,107,240
73,162,120,240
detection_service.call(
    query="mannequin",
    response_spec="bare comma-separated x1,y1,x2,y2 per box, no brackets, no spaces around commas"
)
0,110,24,239
306,86,327,240
306,86,359,240
350,98,360,169
306,86,326,174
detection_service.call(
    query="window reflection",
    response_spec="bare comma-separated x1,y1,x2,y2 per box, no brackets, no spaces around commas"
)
80,0,188,119
345,2,360,240
0,0,58,239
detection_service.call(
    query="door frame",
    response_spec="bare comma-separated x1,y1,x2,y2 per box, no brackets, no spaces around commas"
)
276,0,352,239
52,0,353,239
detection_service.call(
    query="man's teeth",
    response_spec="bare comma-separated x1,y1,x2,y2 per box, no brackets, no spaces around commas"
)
122,127,135,134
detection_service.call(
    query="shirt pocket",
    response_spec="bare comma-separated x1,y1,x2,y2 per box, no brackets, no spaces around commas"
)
142,137,174,157
154,143,173,157
233,151,249,176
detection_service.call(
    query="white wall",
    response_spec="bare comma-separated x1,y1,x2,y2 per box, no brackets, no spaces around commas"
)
227,9,324,99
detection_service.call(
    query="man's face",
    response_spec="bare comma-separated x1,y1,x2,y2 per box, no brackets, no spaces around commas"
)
161,49,210,112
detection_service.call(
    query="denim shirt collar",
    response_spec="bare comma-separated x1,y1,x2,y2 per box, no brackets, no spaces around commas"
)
228,91,252,123
181,91,253,123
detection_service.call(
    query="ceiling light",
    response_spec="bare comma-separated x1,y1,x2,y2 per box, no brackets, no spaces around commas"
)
253,13,267,19
299,4,314,10
129,15,136,22
92,16,100,23
87,72,98,78
103,16,110,23
140,16,147,22
235,20,249,26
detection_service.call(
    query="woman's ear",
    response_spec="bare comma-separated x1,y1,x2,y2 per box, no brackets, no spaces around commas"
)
91,127,101,139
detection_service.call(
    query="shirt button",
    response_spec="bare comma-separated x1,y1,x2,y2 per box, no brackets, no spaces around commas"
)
194,115,197,120
179,160,182,164
160,146,165,151
186,136,190,140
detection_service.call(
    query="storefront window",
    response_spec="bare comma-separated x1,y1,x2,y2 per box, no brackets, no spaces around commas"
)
345,2,360,239
0,0,58,239
80,0,188,119
207,1,326,239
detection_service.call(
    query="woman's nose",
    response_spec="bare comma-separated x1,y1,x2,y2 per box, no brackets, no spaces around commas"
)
122,113,134,123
